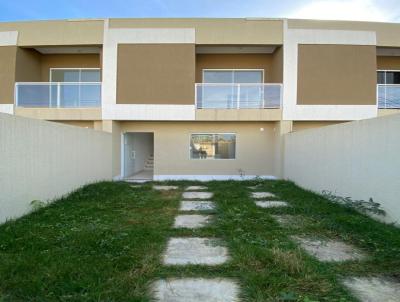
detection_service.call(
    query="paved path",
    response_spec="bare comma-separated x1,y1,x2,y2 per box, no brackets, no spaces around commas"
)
153,186,240,302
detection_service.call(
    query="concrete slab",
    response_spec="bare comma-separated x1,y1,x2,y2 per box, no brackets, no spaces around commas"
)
179,201,216,211
182,192,213,199
163,238,229,265
343,277,400,302
152,278,240,302
247,185,261,190
271,215,308,228
173,215,212,229
255,201,288,208
251,192,275,198
153,185,179,190
292,236,366,262
185,186,208,191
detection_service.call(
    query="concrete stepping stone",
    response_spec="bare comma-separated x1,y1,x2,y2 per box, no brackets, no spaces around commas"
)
152,278,240,302
180,201,215,211
251,192,275,198
255,201,288,208
271,215,305,228
163,237,229,265
153,185,179,191
291,236,366,262
182,192,213,199
185,186,208,191
343,277,400,302
173,215,212,229
248,186,261,190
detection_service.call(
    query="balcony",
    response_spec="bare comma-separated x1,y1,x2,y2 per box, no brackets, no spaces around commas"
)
195,83,282,109
15,82,101,108
377,84,400,109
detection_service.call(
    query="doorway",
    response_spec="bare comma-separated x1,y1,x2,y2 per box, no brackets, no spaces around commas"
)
122,132,154,181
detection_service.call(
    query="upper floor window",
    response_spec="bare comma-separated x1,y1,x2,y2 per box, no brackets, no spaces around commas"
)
50,68,101,83
377,70,400,84
203,69,263,84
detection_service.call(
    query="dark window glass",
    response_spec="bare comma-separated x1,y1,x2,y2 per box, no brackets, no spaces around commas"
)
385,71,400,84
377,71,385,84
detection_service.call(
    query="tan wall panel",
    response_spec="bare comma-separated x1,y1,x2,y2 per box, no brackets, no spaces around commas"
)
377,56,400,70
115,121,277,177
195,109,282,121
195,53,281,83
292,121,346,132
109,18,283,45
270,46,283,83
15,48,42,82
297,44,376,105
0,20,103,46
51,120,95,128
0,46,17,104
40,54,100,81
117,44,195,104
288,19,400,47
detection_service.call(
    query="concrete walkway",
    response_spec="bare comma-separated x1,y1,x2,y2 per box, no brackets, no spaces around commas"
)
153,186,240,301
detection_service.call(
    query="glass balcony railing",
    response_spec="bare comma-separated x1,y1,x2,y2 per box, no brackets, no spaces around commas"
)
15,82,101,108
377,84,400,109
195,83,282,109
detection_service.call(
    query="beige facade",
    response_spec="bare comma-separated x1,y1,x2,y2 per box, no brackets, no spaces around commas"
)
297,44,377,105
377,56,400,70
116,44,195,104
292,121,346,132
113,121,278,178
195,50,283,83
1,17,400,181
0,46,17,104
109,18,284,45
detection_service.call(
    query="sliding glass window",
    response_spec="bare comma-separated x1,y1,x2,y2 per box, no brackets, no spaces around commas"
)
190,133,236,159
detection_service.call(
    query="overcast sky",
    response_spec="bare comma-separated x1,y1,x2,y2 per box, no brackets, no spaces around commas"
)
0,0,399,22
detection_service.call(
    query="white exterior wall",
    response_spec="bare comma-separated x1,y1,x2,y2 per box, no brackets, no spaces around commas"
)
0,113,112,224
283,114,400,224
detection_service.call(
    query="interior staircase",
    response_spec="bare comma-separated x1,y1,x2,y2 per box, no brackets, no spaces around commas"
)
144,154,154,171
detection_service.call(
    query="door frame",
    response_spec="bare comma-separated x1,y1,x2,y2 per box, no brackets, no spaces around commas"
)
120,132,154,179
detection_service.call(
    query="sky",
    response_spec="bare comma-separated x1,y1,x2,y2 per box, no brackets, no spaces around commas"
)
0,0,399,23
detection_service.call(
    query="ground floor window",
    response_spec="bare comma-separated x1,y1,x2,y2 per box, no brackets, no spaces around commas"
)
190,133,236,159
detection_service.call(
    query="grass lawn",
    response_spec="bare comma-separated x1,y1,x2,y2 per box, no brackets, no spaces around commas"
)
0,180,399,301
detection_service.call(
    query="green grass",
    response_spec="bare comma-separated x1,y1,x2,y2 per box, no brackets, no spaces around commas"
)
0,180,399,301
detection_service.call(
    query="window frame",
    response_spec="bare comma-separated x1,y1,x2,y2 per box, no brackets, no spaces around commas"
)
49,68,101,83
202,69,265,83
377,69,400,85
189,132,237,160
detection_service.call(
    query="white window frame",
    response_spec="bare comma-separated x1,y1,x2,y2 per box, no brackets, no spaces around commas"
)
49,68,101,83
202,69,265,83
377,69,400,85
189,132,237,160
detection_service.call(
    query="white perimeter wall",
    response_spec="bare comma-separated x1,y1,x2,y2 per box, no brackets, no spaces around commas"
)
0,113,112,224
283,114,400,224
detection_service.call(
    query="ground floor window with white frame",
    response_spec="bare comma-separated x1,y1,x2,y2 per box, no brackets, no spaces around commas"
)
190,133,236,159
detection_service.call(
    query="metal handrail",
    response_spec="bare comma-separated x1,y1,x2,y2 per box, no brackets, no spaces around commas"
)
195,83,282,109
377,84,400,109
15,82,102,108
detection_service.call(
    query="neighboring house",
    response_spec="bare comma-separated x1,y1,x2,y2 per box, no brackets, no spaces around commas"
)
0,18,399,181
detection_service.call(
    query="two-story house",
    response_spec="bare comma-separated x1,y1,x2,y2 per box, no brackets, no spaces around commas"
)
1,18,399,181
